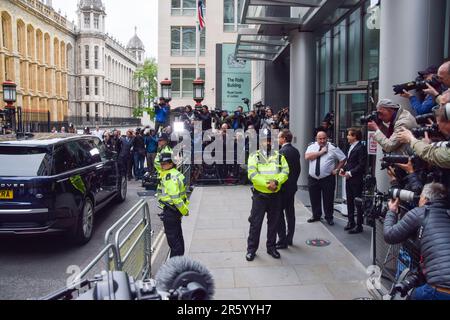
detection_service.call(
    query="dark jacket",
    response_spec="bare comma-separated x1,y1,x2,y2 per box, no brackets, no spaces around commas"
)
280,143,301,193
118,136,134,159
384,201,450,288
343,142,367,182
133,134,146,155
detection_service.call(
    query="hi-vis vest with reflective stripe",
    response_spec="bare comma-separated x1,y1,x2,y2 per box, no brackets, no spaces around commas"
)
247,150,289,194
157,168,190,216
154,145,173,175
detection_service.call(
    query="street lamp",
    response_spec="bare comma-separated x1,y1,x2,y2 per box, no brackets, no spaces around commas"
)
193,78,205,107
160,78,172,102
2,80,17,107
2,80,17,133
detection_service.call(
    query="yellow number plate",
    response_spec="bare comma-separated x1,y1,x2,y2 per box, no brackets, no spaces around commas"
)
0,190,13,200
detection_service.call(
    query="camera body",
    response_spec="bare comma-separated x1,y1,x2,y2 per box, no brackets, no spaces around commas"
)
393,75,442,95
412,124,439,138
360,111,380,125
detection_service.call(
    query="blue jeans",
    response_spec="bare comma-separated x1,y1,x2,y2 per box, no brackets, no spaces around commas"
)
412,284,450,300
133,152,145,179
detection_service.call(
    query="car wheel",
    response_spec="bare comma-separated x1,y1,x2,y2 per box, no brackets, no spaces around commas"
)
73,198,95,245
116,175,127,203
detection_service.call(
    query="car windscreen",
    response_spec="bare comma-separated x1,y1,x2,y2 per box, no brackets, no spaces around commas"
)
0,146,53,177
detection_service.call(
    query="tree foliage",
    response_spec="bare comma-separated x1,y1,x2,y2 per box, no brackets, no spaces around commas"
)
133,58,158,119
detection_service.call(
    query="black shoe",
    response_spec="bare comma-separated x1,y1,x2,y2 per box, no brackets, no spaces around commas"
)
276,243,288,250
246,252,256,262
307,218,321,223
345,223,356,231
287,240,293,246
349,227,363,234
326,220,335,226
267,249,281,259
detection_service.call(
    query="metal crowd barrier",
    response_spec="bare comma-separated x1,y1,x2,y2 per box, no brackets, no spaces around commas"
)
75,199,153,285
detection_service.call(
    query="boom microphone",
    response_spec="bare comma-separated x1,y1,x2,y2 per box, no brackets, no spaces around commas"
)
155,256,215,300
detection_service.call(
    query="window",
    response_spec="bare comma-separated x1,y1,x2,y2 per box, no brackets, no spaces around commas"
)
171,0,197,16
85,77,90,95
84,13,90,28
171,68,205,98
362,2,380,80
85,45,89,69
94,46,99,69
52,144,77,174
224,0,245,32
171,26,205,56
0,146,52,177
94,14,99,29
95,77,99,95
95,104,99,122
347,9,361,81
86,103,90,122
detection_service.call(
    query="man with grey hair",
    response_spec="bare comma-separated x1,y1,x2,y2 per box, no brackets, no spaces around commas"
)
367,99,418,155
384,183,450,300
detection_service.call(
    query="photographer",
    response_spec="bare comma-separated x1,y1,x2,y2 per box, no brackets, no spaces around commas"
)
423,61,450,105
245,110,260,131
194,105,212,131
400,66,441,115
398,106,450,169
260,108,275,131
368,99,418,155
384,183,450,300
155,98,171,134
180,105,195,133
227,106,246,130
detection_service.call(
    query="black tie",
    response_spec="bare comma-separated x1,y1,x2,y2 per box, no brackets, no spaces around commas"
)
316,146,323,177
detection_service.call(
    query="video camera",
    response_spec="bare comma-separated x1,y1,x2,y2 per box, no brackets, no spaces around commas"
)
393,75,442,95
360,111,380,125
415,113,436,125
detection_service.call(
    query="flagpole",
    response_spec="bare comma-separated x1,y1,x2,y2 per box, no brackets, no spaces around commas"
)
196,19,200,79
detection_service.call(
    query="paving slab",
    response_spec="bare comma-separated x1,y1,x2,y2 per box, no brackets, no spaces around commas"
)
184,186,370,300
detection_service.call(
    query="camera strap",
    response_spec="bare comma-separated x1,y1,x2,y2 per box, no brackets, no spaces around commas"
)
417,207,430,242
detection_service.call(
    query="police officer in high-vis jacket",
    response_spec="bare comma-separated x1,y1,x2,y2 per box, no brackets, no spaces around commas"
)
154,133,173,176
246,134,289,262
157,153,189,258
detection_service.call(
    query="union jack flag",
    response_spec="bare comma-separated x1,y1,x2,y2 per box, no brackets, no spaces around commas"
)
198,0,205,30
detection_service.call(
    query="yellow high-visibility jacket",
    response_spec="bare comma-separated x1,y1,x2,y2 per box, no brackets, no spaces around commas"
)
247,150,289,194
157,168,189,216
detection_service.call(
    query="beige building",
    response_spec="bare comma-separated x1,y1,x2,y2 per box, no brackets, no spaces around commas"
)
0,0,143,127
158,0,249,110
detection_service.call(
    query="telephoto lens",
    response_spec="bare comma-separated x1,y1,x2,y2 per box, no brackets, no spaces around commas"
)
389,188,419,203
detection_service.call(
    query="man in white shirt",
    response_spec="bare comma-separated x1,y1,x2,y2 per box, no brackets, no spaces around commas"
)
305,131,346,226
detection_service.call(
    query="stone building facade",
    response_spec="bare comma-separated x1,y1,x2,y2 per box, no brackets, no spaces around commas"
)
0,0,144,127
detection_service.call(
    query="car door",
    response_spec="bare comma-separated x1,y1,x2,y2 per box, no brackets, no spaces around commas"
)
75,139,106,205
91,138,119,199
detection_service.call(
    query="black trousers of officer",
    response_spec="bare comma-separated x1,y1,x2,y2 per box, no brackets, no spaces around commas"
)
308,175,336,221
247,191,282,254
346,179,364,227
277,189,297,246
162,207,185,258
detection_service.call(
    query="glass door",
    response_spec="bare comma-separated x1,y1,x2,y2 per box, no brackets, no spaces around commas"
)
335,90,368,200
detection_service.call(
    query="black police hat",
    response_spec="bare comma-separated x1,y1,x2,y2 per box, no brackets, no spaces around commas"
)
159,153,174,164
158,133,170,142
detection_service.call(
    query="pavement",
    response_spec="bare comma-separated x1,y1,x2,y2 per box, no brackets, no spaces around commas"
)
0,180,165,300
184,186,372,300
296,189,373,268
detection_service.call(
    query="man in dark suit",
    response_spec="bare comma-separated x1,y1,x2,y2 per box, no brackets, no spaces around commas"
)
339,128,367,234
276,130,301,249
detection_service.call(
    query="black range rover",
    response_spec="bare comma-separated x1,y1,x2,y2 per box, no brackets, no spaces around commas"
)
0,134,127,245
